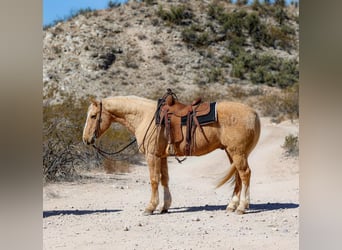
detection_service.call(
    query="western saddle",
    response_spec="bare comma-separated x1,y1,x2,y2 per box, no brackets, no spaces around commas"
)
157,89,211,157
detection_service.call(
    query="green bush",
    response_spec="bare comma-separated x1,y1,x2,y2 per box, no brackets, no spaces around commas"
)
206,67,223,83
274,6,287,25
157,4,192,25
108,0,121,8
181,25,211,47
207,2,225,20
250,66,269,84
222,11,247,37
231,60,246,79
282,134,299,157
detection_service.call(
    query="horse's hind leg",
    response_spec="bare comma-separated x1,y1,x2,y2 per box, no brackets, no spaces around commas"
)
233,154,251,215
227,171,241,212
159,157,172,213
144,154,161,215
225,150,241,213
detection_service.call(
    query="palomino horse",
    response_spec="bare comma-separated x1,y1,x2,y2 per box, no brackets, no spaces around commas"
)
82,95,260,215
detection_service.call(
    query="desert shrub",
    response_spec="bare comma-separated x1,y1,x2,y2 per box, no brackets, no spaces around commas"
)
231,59,246,79
236,0,248,6
69,7,94,19
250,65,271,84
227,42,243,58
244,13,270,47
157,4,192,25
251,0,262,11
274,6,287,25
268,25,293,50
274,0,287,8
273,59,299,88
181,25,211,47
43,130,84,182
207,2,225,20
206,67,224,83
230,50,253,79
43,95,92,182
142,0,157,6
282,134,299,157
247,53,298,88
107,0,121,8
222,11,247,37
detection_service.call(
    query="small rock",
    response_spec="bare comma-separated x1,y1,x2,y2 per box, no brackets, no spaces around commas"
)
124,226,130,231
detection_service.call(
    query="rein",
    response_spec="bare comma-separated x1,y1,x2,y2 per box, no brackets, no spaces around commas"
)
92,138,137,157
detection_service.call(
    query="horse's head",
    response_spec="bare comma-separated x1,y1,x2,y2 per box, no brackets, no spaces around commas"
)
82,99,112,145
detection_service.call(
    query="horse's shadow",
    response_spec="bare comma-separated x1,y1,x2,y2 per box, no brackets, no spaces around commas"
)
169,202,299,214
43,209,122,218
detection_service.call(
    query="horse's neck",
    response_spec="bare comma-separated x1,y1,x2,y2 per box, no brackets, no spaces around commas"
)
103,96,154,134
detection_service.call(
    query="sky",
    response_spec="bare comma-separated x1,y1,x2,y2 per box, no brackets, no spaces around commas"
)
43,0,126,26
43,0,296,26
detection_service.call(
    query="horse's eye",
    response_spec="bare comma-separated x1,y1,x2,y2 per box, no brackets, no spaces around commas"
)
91,115,96,119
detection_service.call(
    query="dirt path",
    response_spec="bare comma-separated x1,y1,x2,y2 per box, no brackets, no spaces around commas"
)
43,118,299,250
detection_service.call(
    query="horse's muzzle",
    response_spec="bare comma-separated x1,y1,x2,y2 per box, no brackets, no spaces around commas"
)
83,136,95,145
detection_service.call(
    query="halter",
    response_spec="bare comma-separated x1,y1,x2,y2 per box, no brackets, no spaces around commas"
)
94,101,103,140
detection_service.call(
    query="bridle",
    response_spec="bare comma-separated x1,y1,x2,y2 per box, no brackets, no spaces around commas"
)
93,101,103,140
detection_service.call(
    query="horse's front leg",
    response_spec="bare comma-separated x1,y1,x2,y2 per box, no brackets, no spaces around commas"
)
159,157,172,213
143,153,161,215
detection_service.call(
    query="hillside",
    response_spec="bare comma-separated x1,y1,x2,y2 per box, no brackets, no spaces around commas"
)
43,0,299,107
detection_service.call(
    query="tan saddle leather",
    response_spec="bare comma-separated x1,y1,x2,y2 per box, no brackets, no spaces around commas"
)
158,91,211,156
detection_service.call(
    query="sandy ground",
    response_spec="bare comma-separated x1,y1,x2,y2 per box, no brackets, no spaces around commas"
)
43,117,299,250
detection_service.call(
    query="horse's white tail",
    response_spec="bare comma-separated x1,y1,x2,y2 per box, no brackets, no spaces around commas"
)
216,166,236,188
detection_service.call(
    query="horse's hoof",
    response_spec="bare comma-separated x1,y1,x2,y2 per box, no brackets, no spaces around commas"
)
226,207,235,213
142,210,153,216
236,209,245,215
159,208,169,214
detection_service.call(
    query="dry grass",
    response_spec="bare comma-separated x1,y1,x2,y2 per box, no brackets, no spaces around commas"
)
103,159,131,174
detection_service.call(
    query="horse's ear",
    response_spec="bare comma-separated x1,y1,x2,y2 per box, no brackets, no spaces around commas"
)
90,98,98,107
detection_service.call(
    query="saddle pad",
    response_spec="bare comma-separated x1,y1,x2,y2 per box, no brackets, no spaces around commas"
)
181,102,217,125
